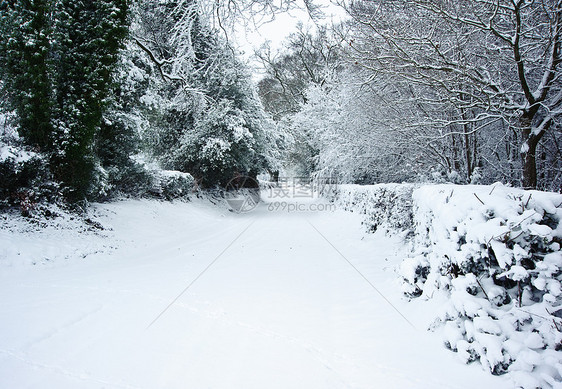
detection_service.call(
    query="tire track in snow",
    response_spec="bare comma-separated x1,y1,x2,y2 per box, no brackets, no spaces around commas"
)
0,348,141,389
21,304,106,351
162,294,451,389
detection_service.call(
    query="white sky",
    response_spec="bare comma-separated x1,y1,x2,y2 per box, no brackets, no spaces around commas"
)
232,0,347,80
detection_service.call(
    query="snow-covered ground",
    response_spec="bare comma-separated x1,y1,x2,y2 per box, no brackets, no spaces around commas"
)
0,194,511,388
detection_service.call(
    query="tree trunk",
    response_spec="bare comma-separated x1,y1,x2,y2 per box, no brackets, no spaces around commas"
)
520,116,546,189
521,139,538,189
461,110,472,182
459,95,473,183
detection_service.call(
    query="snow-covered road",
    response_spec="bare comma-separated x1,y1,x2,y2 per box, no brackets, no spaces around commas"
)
0,197,511,388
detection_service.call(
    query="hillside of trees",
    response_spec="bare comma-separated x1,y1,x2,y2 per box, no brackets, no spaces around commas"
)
1,0,561,213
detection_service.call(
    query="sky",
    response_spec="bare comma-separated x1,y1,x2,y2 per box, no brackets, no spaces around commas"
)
232,0,348,79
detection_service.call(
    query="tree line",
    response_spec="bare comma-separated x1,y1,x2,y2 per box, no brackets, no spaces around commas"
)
258,0,562,191
0,0,281,210
1,0,560,213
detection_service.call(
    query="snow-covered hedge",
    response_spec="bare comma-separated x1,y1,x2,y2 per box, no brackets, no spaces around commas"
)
402,184,562,388
323,183,417,233
326,182,562,387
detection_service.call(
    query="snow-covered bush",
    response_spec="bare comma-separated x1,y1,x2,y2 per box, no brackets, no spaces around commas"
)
150,170,194,200
0,139,58,214
92,162,153,200
401,184,562,387
323,184,417,233
171,99,263,187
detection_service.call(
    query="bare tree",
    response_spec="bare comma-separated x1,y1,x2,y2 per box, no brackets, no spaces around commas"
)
341,0,562,189
255,25,342,119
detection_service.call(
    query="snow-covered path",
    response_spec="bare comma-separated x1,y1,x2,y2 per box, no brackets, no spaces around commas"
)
0,197,511,388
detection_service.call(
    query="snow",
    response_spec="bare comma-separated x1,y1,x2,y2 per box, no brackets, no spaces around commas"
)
320,183,416,233
324,182,562,388
403,183,562,387
159,169,194,180
0,194,510,388
0,142,36,164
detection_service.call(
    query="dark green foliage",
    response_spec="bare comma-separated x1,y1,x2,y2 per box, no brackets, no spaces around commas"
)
0,148,57,212
0,0,53,150
51,0,131,201
0,0,132,204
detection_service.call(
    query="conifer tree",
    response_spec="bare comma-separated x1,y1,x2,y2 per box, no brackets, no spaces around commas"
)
0,0,53,150
51,0,130,201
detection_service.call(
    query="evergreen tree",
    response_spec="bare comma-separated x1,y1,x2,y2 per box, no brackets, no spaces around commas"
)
94,46,152,197
0,0,53,150
51,0,130,201
174,20,271,186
